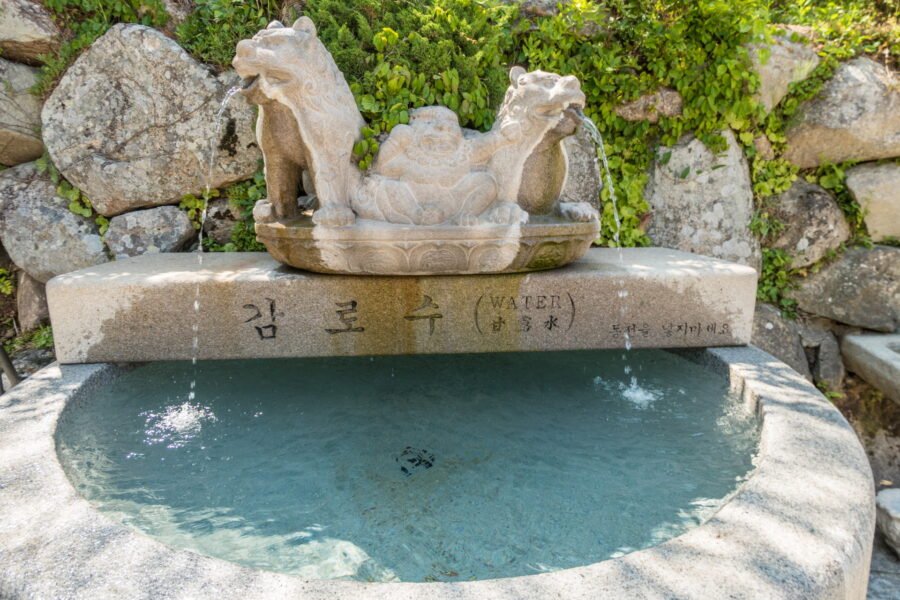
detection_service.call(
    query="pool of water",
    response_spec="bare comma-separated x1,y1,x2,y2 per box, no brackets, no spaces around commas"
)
57,350,758,582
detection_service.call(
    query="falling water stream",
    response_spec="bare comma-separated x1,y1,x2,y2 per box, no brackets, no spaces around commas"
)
578,112,641,392
187,86,242,402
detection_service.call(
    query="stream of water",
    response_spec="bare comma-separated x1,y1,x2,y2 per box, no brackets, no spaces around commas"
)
578,113,636,377
187,86,241,402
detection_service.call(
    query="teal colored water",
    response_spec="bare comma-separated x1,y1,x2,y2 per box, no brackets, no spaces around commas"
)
57,350,758,582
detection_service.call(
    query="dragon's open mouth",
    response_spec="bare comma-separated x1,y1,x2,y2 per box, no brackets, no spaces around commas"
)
241,75,260,91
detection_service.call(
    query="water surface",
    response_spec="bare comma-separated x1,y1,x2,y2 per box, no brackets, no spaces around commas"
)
57,350,758,581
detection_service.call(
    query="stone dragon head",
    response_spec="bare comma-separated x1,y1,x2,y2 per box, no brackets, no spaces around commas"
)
496,67,586,140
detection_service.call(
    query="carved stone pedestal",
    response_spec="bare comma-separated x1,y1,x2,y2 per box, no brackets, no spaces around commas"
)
255,215,599,275
47,248,757,363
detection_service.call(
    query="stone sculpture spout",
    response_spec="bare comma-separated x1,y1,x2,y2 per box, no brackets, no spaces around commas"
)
233,17,600,275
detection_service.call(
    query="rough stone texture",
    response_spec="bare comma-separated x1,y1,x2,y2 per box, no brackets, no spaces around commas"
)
255,214,599,275
798,320,844,391
46,248,757,363
645,130,761,269
559,125,601,208
614,88,683,123
877,489,900,557
0,58,43,166
749,37,820,112
784,58,900,168
869,531,900,598
41,24,260,217
104,206,195,259
842,334,900,404
162,0,194,24
754,135,775,160
203,198,240,246
769,180,850,268
792,246,899,332
0,0,60,65
0,163,108,283
751,302,811,379
0,347,875,598
15,270,47,331
846,163,900,242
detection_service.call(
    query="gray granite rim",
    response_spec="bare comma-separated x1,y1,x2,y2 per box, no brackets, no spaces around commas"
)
0,346,875,599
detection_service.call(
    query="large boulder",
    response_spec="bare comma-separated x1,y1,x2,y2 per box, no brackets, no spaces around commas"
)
16,270,47,331
0,0,60,65
42,24,260,217
846,163,900,242
791,246,899,332
749,37,820,112
751,302,811,379
0,163,108,282
768,180,850,268
105,206,196,259
0,58,43,166
784,58,900,168
645,130,760,269
560,126,601,208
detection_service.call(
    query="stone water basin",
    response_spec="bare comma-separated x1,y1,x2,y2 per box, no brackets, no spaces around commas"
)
0,346,875,599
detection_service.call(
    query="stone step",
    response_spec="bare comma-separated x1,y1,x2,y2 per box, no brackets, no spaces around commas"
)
46,248,757,363
842,334,900,403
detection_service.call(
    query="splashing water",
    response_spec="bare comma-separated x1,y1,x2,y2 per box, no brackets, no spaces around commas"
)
188,86,242,392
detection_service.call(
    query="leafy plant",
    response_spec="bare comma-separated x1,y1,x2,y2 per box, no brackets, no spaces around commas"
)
0,269,14,296
811,162,869,243
757,248,798,316
4,325,54,354
179,188,220,230
176,0,282,67
35,154,109,235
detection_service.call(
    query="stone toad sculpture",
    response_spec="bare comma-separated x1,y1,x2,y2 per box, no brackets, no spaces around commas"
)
233,17,600,275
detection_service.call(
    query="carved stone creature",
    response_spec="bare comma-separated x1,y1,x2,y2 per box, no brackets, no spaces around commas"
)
234,17,364,226
351,106,516,225
234,19,595,229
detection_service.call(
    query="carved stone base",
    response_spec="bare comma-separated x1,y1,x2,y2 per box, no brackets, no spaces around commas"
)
255,215,599,275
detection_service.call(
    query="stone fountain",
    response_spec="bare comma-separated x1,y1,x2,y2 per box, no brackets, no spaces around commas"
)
0,16,875,600
232,17,599,275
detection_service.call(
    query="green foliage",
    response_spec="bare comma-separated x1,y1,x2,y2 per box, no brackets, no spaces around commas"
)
35,0,170,95
757,248,798,316
749,209,785,241
179,188,219,230
202,169,267,252
176,0,282,67
303,0,518,169
0,268,14,297
34,154,109,235
810,162,869,242
750,157,797,199
222,169,267,252
4,325,54,354
770,0,899,67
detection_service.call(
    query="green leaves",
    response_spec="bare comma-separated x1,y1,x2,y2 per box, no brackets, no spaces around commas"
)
176,0,282,67
0,268,14,297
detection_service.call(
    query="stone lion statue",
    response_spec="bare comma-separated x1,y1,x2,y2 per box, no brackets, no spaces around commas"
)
234,17,364,226
234,18,597,228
